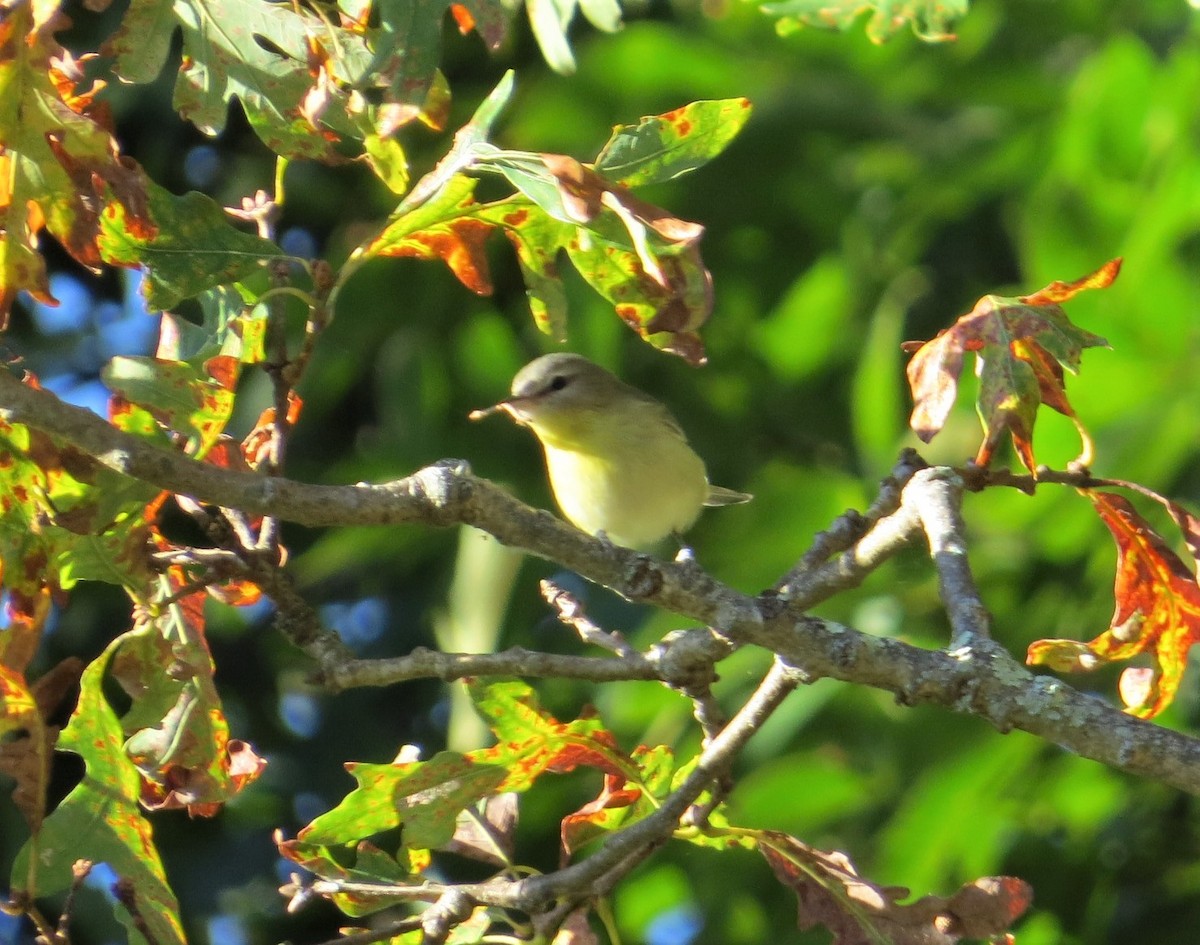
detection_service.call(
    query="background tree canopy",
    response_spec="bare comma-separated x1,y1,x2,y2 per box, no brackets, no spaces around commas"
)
1,1,1199,944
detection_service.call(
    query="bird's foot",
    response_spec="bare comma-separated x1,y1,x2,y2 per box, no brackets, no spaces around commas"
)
673,535,698,566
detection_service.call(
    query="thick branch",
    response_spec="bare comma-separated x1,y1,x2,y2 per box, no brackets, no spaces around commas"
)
7,371,1200,794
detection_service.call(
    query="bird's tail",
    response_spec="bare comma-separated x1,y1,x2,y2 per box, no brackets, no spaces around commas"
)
704,484,753,506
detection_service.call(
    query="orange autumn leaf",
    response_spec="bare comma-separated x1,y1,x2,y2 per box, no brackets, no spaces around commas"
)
905,259,1118,472
0,6,153,323
1026,491,1200,718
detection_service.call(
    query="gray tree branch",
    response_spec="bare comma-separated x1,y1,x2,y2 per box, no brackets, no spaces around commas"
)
5,368,1200,794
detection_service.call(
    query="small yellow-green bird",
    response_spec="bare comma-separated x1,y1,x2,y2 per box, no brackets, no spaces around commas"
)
470,353,750,548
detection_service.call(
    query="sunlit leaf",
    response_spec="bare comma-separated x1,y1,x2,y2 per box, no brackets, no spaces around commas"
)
359,86,744,362
904,259,1117,471
469,679,635,790
281,680,643,914
0,665,45,832
99,181,281,311
559,744,674,861
522,0,622,74
0,6,153,323
279,750,502,914
358,0,507,134
368,176,495,294
1027,491,1200,718
757,0,968,43
595,99,754,187
0,658,80,836
11,639,185,945
108,0,350,159
0,406,155,604
113,579,266,813
298,751,507,851
102,355,238,456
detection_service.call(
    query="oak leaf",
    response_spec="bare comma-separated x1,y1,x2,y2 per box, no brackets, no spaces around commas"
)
758,0,967,44
1027,491,1200,718
113,582,266,814
0,658,82,833
0,5,153,324
760,831,1031,944
362,84,749,363
905,259,1118,471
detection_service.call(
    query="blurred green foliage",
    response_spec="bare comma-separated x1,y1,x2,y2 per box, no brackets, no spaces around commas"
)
5,0,1200,943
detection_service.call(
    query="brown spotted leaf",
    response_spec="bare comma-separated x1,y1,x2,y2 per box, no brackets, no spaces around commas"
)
101,355,238,457
559,744,674,864
11,639,186,945
113,578,265,814
278,750,504,915
367,175,494,294
1027,491,1200,718
0,398,155,612
759,830,1032,944
351,0,507,136
279,680,641,914
107,0,505,158
0,665,46,831
108,0,349,160
291,751,508,856
357,84,750,363
905,259,1118,471
99,182,281,312
0,657,81,834
595,99,754,188
469,678,637,790
476,152,714,363
0,6,153,324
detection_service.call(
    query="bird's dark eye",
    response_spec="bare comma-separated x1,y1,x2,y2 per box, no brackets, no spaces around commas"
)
549,375,569,392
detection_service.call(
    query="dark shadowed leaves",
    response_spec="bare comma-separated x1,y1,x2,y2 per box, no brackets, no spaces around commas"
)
759,830,1031,944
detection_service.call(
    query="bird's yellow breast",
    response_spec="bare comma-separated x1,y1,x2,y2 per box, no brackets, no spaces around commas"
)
535,409,709,548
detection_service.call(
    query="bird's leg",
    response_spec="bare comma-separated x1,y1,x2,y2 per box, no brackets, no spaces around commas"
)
672,533,697,564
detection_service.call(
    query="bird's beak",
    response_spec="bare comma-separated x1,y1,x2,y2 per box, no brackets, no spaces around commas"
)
468,398,529,423
468,401,505,421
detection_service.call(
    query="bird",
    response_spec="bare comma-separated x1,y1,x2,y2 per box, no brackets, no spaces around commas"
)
470,353,750,549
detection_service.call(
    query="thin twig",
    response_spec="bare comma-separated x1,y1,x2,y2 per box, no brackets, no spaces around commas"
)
303,916,423,945
320,647,657,691
780,448,927,587
541,579,640,659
